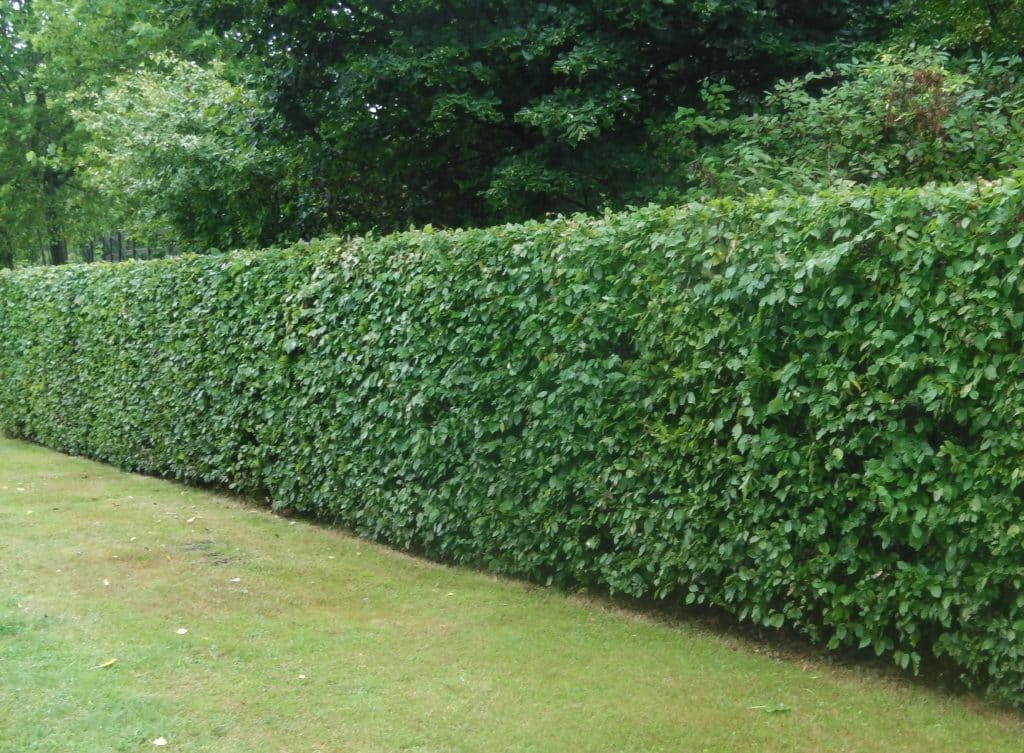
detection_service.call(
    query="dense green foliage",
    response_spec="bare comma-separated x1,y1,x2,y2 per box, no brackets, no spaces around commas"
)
895,0,1024,52
0,0,76,267
170,0,890,232
657,49,1024,200
4,177,1024,703
0,0,225,265
6,0,1024,259
2,0,896,260
76,56,289,253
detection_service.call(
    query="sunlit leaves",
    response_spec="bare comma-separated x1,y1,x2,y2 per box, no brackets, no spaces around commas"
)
76,56,287,253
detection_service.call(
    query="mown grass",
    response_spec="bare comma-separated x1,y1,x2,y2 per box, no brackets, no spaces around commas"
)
1,436,1021,753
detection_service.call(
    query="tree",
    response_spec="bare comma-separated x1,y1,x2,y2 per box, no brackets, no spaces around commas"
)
0,0,73,267
0,0,228,266
172,0,891,234
77,57,288,252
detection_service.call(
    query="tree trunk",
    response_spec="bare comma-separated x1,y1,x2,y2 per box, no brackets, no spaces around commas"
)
49,237,67,265
43,166,66,265
33,86,68,266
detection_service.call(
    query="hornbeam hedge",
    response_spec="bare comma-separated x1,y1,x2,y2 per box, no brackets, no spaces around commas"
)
3,177,1024,703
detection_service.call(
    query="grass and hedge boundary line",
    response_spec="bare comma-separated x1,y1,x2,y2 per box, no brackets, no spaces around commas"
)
3,176,1024,704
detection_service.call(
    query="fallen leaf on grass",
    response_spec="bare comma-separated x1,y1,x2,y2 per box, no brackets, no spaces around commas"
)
91,658,118,670
749,703,792,714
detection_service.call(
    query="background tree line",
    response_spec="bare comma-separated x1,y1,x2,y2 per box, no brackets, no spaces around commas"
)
1,0,1022,267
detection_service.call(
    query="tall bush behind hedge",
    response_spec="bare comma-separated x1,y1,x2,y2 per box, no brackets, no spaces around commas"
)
2,177,1024,703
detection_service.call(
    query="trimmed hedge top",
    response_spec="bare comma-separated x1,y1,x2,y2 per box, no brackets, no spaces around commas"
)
3,176,1024,703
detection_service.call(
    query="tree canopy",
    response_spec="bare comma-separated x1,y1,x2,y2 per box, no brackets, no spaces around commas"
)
174,0,891,232
1,0,1021,264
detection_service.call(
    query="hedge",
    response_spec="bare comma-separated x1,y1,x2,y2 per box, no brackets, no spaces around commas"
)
3,177,1024,703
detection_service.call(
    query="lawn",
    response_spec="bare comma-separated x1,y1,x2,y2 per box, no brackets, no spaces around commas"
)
1,437,1021,753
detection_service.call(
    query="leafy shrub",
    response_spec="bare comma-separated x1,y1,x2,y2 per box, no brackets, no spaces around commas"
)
3,176,1024,703
656,49,1024,200
894,0,1024,52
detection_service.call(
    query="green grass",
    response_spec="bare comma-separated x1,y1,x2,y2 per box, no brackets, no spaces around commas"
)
1,437,1021,753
